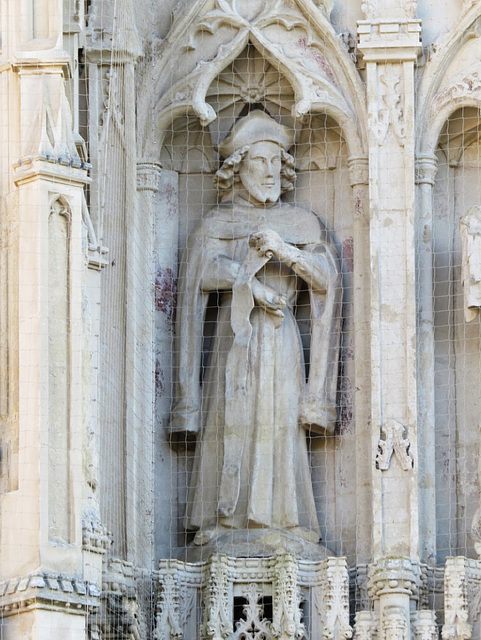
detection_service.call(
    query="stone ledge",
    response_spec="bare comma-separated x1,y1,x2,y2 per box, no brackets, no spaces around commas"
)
0,572,101,617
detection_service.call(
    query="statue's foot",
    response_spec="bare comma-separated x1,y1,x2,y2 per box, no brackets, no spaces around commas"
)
287,526,321,544
193,525,230,546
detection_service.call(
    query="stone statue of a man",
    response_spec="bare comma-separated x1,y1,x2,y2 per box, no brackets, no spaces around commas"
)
171,111,342,550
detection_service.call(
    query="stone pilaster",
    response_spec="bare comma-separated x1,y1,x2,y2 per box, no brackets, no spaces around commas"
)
358,0,422,561
358,4,423,638
85,0,144,566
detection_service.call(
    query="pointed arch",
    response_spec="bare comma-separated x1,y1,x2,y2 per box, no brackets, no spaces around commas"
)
417,4,481,154
137,0,367,159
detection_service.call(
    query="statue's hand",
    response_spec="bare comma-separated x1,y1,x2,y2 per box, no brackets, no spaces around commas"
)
251,278,286,319
249,230,286,261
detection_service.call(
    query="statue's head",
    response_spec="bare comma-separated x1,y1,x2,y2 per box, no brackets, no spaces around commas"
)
214,111,296,205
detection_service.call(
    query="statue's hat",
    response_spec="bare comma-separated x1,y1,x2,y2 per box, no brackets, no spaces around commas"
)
218,111,294,158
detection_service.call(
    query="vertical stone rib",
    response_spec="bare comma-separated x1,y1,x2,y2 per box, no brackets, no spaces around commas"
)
48,198,71,543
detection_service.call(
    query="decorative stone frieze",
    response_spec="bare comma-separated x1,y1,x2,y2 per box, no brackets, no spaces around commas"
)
368,558,420,600
0,572,100,617
156,554,351,640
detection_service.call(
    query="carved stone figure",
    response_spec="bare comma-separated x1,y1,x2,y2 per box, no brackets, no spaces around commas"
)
171,111,342,550
460,205,481,322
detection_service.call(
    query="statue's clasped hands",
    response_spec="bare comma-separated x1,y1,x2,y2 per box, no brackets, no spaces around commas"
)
249,230,289,321
249,229,286,261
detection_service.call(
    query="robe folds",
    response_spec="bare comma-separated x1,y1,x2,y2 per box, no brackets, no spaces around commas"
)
171,200,342,536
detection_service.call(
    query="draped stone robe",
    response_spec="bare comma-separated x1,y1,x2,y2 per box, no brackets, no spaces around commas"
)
171,199,342,537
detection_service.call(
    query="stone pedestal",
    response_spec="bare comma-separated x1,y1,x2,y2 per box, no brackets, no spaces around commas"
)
156,552,351,640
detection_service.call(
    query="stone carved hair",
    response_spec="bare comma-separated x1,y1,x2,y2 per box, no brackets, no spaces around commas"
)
214,144,296,196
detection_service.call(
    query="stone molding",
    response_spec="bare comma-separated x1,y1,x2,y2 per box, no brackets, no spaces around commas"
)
0,572,101,617
357,19,422,62
368,557,421,600
13,156,91,188
415,154,438,185
137,161,163,192
348,156,369,186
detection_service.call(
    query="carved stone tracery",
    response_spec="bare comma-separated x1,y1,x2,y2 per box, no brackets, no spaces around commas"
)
232,583,274,640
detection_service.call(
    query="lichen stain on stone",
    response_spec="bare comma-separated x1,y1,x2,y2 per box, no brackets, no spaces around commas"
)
155,358,165,400
354,196,362,217
163,183,177,218
342,237,354,273
297,37,336,84
155,266,177,325
339,343,354,433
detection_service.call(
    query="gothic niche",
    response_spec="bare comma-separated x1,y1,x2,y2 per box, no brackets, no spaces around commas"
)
160,43,356,561
433,106,481,562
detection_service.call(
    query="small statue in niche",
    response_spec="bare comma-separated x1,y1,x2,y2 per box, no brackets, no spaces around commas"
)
171,111,342,550
460,205,481,322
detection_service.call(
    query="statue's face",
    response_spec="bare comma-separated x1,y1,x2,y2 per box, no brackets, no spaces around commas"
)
238,141,282,205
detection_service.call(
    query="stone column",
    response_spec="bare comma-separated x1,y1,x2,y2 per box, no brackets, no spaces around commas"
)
348,156,372,565
127,159,163,570
358,2,422,635
154,168,179,558
415,154,438,566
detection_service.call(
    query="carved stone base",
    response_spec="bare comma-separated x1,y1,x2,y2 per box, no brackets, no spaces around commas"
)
155,552,351,640
180,528,334,563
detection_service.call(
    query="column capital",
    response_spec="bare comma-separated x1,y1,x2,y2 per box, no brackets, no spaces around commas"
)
137,161,162,193
368,557,420,600
348,156,369,187
357,19,422,63
415,154,438,185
